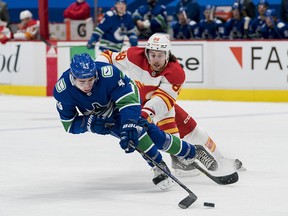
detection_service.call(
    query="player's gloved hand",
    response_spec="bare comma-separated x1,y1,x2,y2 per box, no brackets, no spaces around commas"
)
119,120,139,153
87,36,97,49
129,36,138,47
87,115,114,135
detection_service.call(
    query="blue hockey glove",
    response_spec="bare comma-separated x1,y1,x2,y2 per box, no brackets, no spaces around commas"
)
119,120,139,153
129,36,138,47
87,36,97,49
87,115,114,135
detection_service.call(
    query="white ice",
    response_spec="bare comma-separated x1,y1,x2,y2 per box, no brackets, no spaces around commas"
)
1,96,288,216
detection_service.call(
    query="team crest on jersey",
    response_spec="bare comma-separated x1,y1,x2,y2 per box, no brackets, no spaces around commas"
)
84,101,114,117
55,78,66,93
101,65,113,77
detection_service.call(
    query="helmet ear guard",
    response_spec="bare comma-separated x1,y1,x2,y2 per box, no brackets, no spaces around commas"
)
70,53,98,79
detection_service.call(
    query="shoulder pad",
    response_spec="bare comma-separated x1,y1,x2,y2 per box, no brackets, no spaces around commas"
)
189,20,197,26
215,19,222,24
277,22,285,29
106,11,114,17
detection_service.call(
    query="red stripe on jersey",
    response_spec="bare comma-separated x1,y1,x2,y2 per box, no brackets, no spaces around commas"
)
156,117,179,134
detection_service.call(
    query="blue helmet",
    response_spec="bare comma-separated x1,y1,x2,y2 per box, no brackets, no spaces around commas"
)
258,0,269,7
232,2,241,11
115,0,126,4
205,5,213,11
70,53,97,79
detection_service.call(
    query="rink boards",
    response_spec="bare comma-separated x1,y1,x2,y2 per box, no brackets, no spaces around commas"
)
0,40,287,101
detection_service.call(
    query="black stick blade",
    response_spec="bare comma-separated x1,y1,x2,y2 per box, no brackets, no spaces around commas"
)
194,163,239,185
178,194,198,209
212,172,239,185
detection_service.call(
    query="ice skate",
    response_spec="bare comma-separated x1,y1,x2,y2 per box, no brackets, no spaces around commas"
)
152,161,174,190
170,155,200,176
195,145,218,171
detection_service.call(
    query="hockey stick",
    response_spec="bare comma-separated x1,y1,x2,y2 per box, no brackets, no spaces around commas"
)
40,36,89,48
134,147,198,209
193,162,239,185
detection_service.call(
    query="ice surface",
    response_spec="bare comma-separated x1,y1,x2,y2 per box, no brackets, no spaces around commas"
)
1,96,288,216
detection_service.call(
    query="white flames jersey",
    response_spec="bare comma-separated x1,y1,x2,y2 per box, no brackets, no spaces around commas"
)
96,47,186,121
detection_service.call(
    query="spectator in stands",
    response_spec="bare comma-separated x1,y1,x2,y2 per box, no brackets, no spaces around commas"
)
13,10,40,40
87,0,137,52
238,0,256,19
281,0,288,23
63,0,90,20
260,8,288,39
172,7,198,39
196,5,224,39
223,2,246,39
175,0,200,23
132,0,168,39
0,0,9,25
248,0,269,39
0,18,11,44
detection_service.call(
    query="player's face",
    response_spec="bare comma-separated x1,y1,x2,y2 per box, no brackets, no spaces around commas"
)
204,9,211,20
115,2,127,16
147,50,166,72
21,17,30,26
232,9,241,19
258,5,267,16
177,12,186,24
74,77,96,93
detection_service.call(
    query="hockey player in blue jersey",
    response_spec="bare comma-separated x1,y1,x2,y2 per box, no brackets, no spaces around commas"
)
132,0,168,39
224,2,246,39
172,7,198,39
248,0,269,39
53,53,218,190
196,5,224,39
87,0,138,52
260,8,288,39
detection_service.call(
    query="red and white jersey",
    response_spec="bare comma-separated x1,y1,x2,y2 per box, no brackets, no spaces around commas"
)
14,19,40,40
96,47,186,122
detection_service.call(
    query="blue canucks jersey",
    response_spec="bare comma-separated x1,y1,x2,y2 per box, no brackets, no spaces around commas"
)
132,4,167,39
172,20,198,39
224,18,246,39
53,62,141,134
248,16,266,38
260,21,288,39
196,18,224,39
91,10,138,52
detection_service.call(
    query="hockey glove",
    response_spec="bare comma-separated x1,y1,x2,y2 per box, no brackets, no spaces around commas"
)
119,120,139,153
87,115,114,135
87,36,97,49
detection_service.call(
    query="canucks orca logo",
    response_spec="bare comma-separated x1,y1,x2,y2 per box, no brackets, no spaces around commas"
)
84,100,114,117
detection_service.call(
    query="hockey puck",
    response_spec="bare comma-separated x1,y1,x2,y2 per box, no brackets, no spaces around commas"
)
203,202,215,207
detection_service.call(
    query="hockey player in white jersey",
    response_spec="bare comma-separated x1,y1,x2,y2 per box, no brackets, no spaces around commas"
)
96,33,243,174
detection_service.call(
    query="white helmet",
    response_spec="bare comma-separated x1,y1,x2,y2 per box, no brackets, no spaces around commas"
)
20,10,33,20
145,33,171,63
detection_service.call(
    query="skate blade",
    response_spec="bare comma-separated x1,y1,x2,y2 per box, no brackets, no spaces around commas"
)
174,169,200,177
